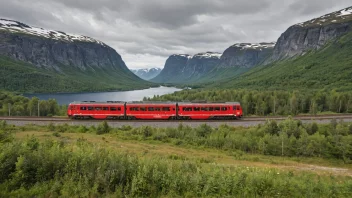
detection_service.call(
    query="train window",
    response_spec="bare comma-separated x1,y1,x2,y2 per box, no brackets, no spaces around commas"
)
162,107,170,111
140,107,146,111
148,107,154,111
130,107,139,111
237,106,240,110
110,107,117,111
209,107,214,111
95,107,102,111
201,107,208,111
194,107,200,111
88,106,94,110
183,107,192,111
221,107,227,111
233,106,236,110
215,107,220,111
155,107,161,111
80,106,87,110
118,107,121,111
103,107,109,111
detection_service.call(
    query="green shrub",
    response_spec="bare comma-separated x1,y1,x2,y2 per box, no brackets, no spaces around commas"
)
0,130,13,143
47,122,55,132
0,120,7,130
52,132,61,137
96,121,110,135
78,125,88,133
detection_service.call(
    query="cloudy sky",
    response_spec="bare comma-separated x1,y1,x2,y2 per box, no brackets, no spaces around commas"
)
0,0,350,69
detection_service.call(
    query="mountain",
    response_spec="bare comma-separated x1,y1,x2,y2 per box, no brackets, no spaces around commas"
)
151,54,189,83
206,6,352,91
151,52,221,83
131,68,162,80
0,18,152,93
271,6,352,61
217,42,275,68
195,42,275,83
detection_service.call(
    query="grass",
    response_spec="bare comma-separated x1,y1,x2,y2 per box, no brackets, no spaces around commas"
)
14,130,352,177
2,121,352,197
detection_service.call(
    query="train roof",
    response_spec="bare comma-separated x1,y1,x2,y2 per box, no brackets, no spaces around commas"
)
69,101,125,105
178,102,240,105
69,101,241,105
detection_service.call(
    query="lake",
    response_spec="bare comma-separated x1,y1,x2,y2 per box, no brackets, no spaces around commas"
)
24,86,182,105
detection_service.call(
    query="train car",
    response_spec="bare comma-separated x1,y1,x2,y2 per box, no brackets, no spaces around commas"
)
177,102,242,120
125,102,177,120
68,101,243,120
67,101,125,119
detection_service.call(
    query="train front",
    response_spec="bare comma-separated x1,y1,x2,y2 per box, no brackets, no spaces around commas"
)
67,103,74,118
234,104,243,119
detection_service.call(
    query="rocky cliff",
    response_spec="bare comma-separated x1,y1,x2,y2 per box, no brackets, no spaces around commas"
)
0,19,133,75
183,52,221,79
217,43,275,68
0,18,150,93
152,52,221,83
131,68,162,80
151,54,190,83
271,6,352,61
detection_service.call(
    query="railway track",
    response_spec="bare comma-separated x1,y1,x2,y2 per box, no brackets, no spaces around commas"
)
1,114,352,122
2,115,352,127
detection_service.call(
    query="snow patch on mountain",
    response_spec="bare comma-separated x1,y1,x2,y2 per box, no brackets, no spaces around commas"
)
193,52,222,59
0,18,105,45
173,52,222,59
295,6,352,27
232,42,276,50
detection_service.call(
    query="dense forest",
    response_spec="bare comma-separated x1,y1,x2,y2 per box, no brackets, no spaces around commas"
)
0,120,351,197
146,89,352,116
0,91,66,116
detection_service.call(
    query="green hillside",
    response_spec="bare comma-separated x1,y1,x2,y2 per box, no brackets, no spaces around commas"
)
206,32,352,91
0,56,154,93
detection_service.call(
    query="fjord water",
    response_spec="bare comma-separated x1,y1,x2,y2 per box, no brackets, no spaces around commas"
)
24,86,182,105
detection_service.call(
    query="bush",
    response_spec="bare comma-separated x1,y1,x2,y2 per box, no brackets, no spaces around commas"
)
96,121,110,135
78,125,88,133
52,132,61,137
56,123,69,133
47,122,55,132
0,130,13,143
0,120,7,130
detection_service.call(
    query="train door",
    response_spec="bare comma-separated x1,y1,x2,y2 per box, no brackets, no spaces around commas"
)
233,105,242,118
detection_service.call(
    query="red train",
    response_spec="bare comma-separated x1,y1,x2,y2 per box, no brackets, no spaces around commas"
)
67,101,243,120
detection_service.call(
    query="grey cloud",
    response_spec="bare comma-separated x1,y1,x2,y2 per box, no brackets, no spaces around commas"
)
0,0,351,68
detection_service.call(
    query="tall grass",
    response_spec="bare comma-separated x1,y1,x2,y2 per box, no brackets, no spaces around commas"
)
0,137,351,197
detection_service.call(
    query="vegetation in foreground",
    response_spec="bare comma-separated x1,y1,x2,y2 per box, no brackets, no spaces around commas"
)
146,89,352,116
0,119,352,197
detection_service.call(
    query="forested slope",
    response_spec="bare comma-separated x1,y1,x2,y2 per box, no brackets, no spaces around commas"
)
205,32,352,91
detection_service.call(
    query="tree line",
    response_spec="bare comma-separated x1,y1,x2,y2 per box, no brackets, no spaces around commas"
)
0,91,66,116
145,89,352,116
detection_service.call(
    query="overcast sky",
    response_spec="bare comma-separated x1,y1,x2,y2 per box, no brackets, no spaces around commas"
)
0,0,350,69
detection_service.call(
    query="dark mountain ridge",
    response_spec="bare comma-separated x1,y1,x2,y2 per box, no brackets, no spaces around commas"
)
0,18,151,93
